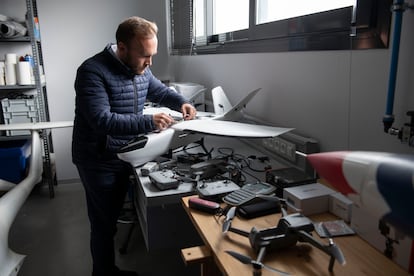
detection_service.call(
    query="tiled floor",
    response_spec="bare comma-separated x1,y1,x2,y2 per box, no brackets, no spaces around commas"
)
9,182,201,276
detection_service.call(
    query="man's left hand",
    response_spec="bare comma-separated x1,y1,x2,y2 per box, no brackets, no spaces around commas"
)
181,103,197,120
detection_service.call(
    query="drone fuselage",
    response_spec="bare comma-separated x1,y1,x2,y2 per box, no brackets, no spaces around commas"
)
249,213,315,253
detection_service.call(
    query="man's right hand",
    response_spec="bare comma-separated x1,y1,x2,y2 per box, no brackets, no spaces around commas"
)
153,113,175,130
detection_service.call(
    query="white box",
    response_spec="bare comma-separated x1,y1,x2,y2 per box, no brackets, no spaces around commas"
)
351,203,414,272
283,183,335,215
329,192,353,222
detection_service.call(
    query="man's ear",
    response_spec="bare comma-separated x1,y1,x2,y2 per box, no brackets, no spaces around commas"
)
117,41,127,53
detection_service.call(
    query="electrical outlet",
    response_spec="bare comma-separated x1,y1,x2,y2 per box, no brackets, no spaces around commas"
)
262,137,296,162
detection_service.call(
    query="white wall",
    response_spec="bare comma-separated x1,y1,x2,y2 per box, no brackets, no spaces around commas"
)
3,1,413,181
170,9,414,154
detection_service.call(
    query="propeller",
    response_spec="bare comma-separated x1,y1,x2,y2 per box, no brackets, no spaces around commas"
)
326,238,346,265
225,250,290,276
222,206,237,233
321,223,346,266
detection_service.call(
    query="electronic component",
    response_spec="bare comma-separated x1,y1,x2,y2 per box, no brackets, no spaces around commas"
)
190,158,227,179
196,180,240,201
141,161,159,176
266,167,317,197
222,182,276,206
237,200,281,219
148,169,180,190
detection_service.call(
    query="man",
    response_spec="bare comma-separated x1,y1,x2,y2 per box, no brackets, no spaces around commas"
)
72,16,196,276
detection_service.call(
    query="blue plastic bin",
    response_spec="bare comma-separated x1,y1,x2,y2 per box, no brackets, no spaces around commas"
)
0,139,31,183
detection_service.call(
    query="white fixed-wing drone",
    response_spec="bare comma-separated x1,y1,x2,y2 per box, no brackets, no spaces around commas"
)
0,86,291,275
118,86,293,167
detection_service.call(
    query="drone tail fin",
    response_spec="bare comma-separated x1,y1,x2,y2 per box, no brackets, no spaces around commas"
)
212,86,233,115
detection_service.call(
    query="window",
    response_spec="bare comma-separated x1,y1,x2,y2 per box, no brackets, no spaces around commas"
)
213,0,249,34
255,0,355,24
169,0,392,55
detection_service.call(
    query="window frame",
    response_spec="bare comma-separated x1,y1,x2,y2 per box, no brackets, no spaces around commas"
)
169,0,392,55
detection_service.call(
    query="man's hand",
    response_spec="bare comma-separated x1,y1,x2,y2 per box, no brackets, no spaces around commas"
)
153,104,196,131
153,113,175,130
181,103,197,120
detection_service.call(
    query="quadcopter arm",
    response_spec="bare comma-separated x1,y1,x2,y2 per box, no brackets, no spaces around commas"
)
297,230,346,272
228,226,250,237
222,206,250,237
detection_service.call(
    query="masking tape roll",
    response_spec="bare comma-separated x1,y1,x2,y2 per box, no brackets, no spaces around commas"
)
16,61,31,85
5,53,17,64
5,62,16,85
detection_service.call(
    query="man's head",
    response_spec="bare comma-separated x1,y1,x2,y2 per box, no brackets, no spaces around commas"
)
116,16,158,75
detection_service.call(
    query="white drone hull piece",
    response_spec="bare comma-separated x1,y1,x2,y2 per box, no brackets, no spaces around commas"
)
0,131,42,276
0,121,73,276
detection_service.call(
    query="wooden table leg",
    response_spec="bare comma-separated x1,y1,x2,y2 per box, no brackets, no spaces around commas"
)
181,245,222,276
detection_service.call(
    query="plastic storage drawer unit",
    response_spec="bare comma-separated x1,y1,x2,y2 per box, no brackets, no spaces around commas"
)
1,97,39,136
0,139,31,183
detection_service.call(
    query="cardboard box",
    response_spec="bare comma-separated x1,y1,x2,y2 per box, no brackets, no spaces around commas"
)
283,183,335,215
351,203,414,273
329,192,353,222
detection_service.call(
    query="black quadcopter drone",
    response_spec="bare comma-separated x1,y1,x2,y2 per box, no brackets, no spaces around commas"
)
221,196,346,276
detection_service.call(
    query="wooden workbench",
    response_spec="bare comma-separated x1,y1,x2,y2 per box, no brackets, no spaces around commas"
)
181,195,411,276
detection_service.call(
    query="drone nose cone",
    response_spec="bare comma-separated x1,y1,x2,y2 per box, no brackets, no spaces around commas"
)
307,151,356,195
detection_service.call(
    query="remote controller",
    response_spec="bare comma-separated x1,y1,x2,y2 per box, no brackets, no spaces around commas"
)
222,182,276,206
149,169,180,190
196,179,240,200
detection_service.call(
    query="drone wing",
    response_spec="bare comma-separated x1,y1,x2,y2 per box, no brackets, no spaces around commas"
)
172,120,292,138
0,121,73,131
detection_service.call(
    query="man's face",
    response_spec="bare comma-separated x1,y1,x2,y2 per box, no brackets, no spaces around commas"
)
117,35,158,75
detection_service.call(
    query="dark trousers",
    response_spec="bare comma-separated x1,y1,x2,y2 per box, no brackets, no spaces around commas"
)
76,164,131,276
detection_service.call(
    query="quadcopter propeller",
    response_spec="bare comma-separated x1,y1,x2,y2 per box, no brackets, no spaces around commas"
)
326,238,346,265
321,223,346,266
225,250,290,276
222,206,237,233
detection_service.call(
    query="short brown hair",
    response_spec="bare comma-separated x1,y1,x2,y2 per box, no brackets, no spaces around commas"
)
116,16,158,45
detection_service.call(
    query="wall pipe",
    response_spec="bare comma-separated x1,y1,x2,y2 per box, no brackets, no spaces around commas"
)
383,0,405,133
